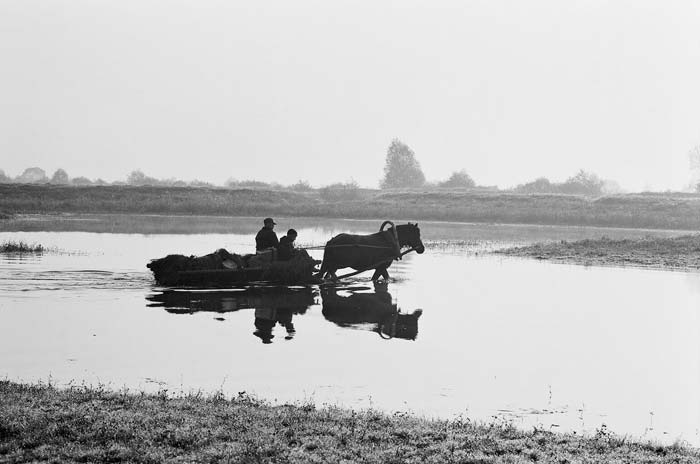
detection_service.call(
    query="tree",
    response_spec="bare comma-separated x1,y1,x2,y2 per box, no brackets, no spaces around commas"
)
16,167,48,184
50,169,69,184
438,170,476,188
560,170,604,195
0,169,10,183
380,139,425,189
127,170,159,186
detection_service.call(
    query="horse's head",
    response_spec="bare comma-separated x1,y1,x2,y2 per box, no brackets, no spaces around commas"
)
396,223,425,254
378,309,423,340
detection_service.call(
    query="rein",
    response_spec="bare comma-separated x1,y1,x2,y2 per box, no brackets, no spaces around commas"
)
303,244,395,251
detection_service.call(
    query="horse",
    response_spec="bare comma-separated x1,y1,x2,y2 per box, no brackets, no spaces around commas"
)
317,222,425,281
321,282,423,340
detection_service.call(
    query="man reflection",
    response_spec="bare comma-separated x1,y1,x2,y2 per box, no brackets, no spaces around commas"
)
253,307,297,344
146,287,314,344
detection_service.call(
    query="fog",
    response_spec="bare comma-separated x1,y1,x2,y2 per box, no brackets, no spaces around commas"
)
1,0,699,190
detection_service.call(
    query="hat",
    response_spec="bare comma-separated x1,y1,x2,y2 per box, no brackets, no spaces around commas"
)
264,217,276,225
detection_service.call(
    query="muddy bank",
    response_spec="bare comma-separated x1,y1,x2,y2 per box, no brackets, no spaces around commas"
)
495,234,700,270
1,381,697,463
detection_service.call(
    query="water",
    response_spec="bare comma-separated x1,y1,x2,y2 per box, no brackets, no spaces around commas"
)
1,215,698,446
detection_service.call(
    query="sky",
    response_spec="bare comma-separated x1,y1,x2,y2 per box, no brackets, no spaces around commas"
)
1,0,699,191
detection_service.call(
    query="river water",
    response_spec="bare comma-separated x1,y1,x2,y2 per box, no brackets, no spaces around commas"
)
1,215,698,446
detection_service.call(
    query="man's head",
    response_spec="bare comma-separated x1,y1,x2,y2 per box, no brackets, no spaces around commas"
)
264,217,276,229
287,229,297,242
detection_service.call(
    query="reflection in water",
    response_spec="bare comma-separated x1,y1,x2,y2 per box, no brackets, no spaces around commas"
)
322,281,423,341
146,282,423,342
146,287,316,314
3,224,699,445
147,287,316,344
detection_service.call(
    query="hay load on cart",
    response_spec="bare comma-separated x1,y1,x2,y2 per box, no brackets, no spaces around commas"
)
147,248,321,286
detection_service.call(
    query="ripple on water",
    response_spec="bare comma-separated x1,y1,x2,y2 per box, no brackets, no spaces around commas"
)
0,268,153,292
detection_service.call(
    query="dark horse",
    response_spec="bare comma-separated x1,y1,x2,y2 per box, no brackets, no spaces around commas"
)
317,222,425,280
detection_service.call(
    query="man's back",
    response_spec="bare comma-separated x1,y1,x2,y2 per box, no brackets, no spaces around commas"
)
277,235,295,260
256,227,279,251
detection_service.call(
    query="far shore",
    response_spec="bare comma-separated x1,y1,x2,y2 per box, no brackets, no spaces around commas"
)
495,234,700,271
1,381,697,463
3,184,700,230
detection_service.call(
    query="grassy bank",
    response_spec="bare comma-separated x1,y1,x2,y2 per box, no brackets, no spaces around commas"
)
3,184,700,230
495,234,700,270
0,240,44,253
0,381,696,463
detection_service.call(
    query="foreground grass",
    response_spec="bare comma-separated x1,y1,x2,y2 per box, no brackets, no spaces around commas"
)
0,381,696,463
496,234,700,270
4,184,700,230
0,240,43,253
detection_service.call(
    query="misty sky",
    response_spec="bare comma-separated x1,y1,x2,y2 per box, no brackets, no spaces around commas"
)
1,0,699,190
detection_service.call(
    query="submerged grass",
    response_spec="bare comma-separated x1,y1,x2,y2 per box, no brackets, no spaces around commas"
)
496,234,700,270
0,380,697,463
0,240,44,253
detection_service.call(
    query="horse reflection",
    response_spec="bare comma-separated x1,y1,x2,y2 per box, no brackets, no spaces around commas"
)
321,282,422,340
146,287,316,344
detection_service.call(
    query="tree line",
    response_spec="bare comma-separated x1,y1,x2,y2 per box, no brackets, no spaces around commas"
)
2,139,671,196
380,138,615,196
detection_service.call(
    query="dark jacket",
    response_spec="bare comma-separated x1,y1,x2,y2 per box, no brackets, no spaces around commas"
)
277,235,295,261
255,227,279,251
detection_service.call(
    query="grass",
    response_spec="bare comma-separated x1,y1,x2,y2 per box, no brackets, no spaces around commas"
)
495,234,700,270
0,240,44,253
4,184,700,230
0,381,697,463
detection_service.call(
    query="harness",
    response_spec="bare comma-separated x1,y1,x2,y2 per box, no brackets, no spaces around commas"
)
304,221,402,258
304,220,421,281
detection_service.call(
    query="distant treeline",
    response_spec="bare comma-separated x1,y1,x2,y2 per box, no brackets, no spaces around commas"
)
2,165,621,197
3,184,700,230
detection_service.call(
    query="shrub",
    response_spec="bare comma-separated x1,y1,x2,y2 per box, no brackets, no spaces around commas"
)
289,180,313,192
437,170,476,188
71,177,93,186
225,179,273,189
0,240,44,253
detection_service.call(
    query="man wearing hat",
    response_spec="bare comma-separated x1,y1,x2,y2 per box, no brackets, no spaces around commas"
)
255,217,279,252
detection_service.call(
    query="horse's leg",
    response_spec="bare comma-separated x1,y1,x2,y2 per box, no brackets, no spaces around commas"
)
371,265,388,281
381,267,390,280
321,265,338,281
